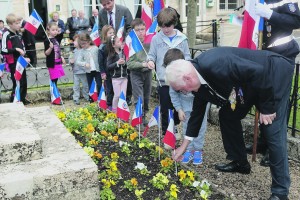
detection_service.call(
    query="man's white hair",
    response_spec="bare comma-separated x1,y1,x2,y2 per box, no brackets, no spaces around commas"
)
165,59,192,88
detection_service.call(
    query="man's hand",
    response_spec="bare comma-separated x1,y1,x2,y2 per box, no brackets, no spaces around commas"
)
259,113,276,125
172,139,190,161
178,109,186,121
147,60,155,70
255,3,273,20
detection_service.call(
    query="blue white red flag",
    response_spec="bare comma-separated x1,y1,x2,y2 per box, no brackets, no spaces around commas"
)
0,63,5,77
117,91,130,121
144,19,158,44
116,16,125,42
24,9,43,35
141,0,153,31
143,106,159,137
90,23,101,46
123,30,143,61
238,0,261,50
15,56,28,81
162,109,176,149
13,84,21,103
89,79,98,102
153,0,165,17
98,84,107,110
131,96,143,127
50,80,61,105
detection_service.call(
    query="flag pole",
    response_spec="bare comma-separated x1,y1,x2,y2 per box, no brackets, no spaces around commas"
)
174,149,178,175
252,0,265,162
158,106,161,160
40,22,51,43
132,29,162,87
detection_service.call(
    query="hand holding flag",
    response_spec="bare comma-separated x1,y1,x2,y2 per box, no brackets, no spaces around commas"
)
117,91,130,121
131,97,143,127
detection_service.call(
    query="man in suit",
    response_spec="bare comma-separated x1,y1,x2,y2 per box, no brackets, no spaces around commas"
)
99,0,134,105
167,47,294,200
65,9,78,40
50,12,65,44
74,10,90,34
89,8,99,29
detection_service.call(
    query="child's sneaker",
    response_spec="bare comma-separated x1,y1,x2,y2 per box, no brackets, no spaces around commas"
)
181,151,193,164
193,151,203,165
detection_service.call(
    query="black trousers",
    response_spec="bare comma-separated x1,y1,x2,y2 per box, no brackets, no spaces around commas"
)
158,85,180,134
105,75,114,106
25,45,37,66
9,63,27,103
126,70,132,101
86,71,102,95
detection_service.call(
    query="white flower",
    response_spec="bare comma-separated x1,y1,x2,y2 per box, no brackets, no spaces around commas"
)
119,141,129,147
134,162,147,170
200,179,211,187
200,190,208,199
192,181,201,187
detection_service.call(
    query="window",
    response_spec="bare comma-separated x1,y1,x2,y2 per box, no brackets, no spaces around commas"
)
83,0,102,17
185,0,200,17
219,0,238,11
134,0,141,17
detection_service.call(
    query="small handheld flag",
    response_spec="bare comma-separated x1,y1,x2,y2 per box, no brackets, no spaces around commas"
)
117,91,130,121
15,56,28,81
123,30,144,61
143,106,160,137
162,109,176,149
50,81,61,105
0,63,5,77
144,19,158,44
131,97,143,127
98,84,108,110
13,85,21,103
89,79,98,102
116,16,125,42
90,23,101,46
24,9,43,35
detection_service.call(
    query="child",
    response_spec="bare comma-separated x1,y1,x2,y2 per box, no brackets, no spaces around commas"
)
127,18,152,125
69,34,89,105
164,48,210,165
147,8,191,142
106,35,128,113
44,22,66,88
99,25,115,110
77,33,101,100
1,13,30,104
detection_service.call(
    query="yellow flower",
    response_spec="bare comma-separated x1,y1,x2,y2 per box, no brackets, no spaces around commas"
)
80,114,85,120
56,112,66,121
139,143,145,148
122,123,129,129
93,151,102,159
118,128,125,135
86,123,95,133
187,170,195,181
111,152,119,159
89,139,98,146
100,130,108,136
161,159,168,167
77,142,83,147
87,115,92,120
130,132,138,141
113,135,119,142
178,169,186,181
83,108,89,114
110,161,118,171
170,184,179,198
156,146,164,154
131,178,138,186
110,179,116,185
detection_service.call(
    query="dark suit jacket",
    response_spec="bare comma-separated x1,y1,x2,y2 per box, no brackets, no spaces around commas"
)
186,47,294,138
65,17,78,39
89,16,98,28
98,4,133,36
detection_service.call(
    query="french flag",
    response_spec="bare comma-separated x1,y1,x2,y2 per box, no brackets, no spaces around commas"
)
15,56,28,81
162,109,176,149
90,23,101,46
131,96,143,127
13,84,21,103
117,91,130,121
116,16,125,42
89,79,98,102
123,30,143,61
238,0,262,50
144,19,158,44
143,106,159,137
24,9,43,35
50,80,61,105
141,0,153,31
98,84,107,110
0,63,5,77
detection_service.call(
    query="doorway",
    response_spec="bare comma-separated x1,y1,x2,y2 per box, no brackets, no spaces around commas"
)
28,0,48,41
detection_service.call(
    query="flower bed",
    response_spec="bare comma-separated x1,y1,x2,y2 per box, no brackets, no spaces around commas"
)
56,103,212,200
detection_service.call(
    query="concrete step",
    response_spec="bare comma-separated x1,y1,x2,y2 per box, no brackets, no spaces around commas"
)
0,105,99,199
0,103,43,165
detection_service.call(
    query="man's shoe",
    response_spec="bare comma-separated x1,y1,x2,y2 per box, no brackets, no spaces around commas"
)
268,194,288,200
260,150,270,167
23,99,32,105
215,160,251,174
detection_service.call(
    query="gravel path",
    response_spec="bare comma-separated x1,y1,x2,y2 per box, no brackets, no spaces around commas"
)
27,99,300,199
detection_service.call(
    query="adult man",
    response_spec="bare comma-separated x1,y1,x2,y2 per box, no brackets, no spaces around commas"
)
74,10,90,34
89,8,99,28
50,12,65,44
167,47,294,200
99,0,133,105
244,0,300,167
65,9,78,40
